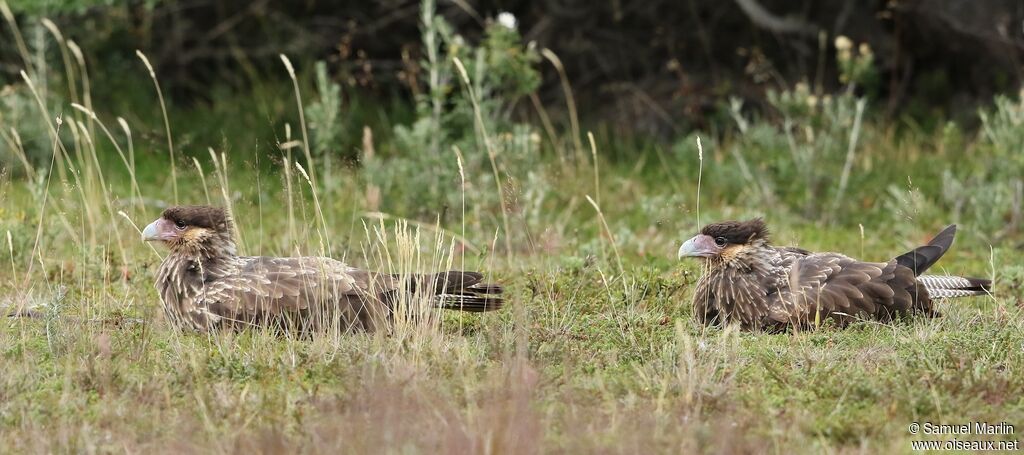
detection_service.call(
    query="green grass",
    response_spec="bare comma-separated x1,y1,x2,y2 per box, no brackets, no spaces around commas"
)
2,17,1023,454
1,141,1021,452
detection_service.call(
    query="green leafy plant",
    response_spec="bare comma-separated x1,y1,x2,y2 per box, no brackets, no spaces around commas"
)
687,36,881,222
834,36,879,96
305,61,343,159
367,0,543,226
940,91,1024,237
714,84,867,220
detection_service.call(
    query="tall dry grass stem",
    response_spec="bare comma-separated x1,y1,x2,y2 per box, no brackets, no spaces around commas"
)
585,195,624,277
529,92,561,165
191,157,212,204
452,56,513,256
18,119,62,311
362,126,380,212
67,40,94,141
830,98,867,215
0,1,32,77
695,136,704,229
40,19,80,115
541,49,583,164
588,132,600,206
116,117,144,213
136,50,177,203
7,231,16,284
20,70,70,183
280,55,317,189
207,149,244,251
0,128,37,181
296,161,332,256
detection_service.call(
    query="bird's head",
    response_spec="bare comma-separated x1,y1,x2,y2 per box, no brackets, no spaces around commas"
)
142,205,234,256
678,218,770,264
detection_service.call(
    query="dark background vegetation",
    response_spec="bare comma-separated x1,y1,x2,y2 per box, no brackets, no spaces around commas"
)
4,0,1024,245
4,0,1023,136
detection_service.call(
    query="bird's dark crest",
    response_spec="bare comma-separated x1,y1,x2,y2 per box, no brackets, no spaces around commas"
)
162,205,230,232
700,218,769,244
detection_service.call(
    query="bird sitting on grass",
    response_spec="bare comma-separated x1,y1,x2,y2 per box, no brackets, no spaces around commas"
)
142,205,503,332
678,218,990,332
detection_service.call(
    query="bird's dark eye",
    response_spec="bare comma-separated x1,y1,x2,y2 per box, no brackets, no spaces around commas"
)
714,237,727,246
174,219,186,230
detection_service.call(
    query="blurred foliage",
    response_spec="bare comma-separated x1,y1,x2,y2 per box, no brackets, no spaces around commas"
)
0,84,48,173
306,61,344,158
364,0,542,220
5,0,119,14
685,39,874,222
833,36,879,98
941,91,1024,237
0,0,1022,241
3,0,1022,136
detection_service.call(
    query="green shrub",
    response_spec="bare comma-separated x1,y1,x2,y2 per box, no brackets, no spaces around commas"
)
707,83,867,221
305,61,343,159
941,91,1024,237
682,36,879,223
365,0,543,225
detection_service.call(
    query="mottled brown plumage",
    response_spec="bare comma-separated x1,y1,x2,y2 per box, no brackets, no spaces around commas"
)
143,205,503,332
678,219,991,331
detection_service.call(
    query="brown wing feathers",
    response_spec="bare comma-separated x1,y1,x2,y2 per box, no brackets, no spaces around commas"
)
165,256,503,331
771,255,926,328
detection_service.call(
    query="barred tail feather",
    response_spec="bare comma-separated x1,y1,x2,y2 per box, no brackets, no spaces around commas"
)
415,271,505,312
434,293,504,312
919,275,992,299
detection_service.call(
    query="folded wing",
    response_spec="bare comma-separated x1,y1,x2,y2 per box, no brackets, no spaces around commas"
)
200,257,386,331
766,253,932,328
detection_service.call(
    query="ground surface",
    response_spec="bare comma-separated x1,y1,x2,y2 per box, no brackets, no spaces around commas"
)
1,159,1020,453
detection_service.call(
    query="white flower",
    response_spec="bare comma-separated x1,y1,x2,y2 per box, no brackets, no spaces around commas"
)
834,35,852,51
858,42,873,57
497,12,517,30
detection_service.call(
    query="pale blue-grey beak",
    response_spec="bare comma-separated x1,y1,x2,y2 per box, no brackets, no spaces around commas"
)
142,218,175,242
678,234,719,259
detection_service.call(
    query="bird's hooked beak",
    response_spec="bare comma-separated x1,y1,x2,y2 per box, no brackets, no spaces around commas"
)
142,217,177,242
678,234,719,259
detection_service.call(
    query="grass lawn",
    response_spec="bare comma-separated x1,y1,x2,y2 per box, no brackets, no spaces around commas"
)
1,144,1021,453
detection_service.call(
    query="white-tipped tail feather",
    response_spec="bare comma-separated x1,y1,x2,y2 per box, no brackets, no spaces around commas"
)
919,274,992,299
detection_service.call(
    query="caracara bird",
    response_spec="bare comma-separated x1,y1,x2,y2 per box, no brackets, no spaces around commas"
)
142,205,503,332
678,219,991,331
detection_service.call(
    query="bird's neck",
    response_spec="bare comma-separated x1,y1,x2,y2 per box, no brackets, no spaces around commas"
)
699,241,781,329
178,233,237,261
700,241,781,295
709,240,774,272
163,236,240,278
156,235,239,330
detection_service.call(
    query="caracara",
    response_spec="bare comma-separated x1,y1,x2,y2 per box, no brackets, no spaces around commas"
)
142,205,503,332
678,219,991,331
